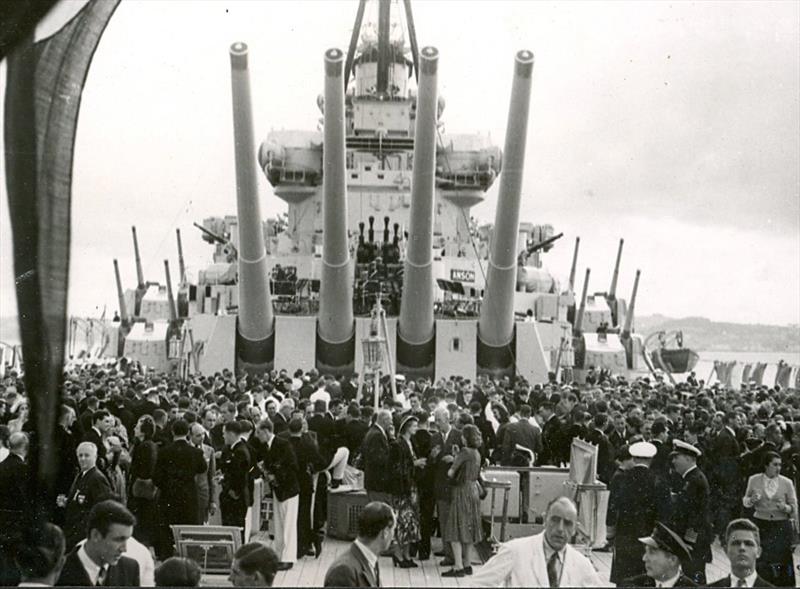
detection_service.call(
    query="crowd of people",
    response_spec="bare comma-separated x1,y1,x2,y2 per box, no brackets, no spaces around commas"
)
0,360,798,587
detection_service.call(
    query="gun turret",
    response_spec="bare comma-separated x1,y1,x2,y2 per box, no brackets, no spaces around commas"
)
568,236,580,292
609,238,624,299
113,259,128,325
176,229,186,284
317,47,355,371
574,268,590,335
398,46,439,375
477,50,534,375
622,269,641,338
230,42,275,372
164,260,177,324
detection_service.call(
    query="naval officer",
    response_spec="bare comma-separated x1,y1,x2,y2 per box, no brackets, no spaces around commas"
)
607,441,672,584
669,440,713,585
618,521,697,587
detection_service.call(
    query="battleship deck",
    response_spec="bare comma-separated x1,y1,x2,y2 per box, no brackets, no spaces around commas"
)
201,533,800,587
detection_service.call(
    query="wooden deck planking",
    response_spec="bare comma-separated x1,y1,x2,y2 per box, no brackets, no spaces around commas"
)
203,533,800,587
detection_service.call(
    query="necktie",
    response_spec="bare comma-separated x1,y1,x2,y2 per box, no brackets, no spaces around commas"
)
96,565,108,587
547,551,560,588
736,578,747,587
374,563,381,587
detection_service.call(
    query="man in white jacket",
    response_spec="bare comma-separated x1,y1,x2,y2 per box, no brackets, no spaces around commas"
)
472,496,604,587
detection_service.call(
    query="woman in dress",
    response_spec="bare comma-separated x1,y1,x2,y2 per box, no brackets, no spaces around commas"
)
129,415,159,548
390,415,426,567
442,424,484,578
742,450,799,586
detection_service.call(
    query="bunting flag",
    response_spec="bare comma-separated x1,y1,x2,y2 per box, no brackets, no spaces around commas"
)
3,0,120,534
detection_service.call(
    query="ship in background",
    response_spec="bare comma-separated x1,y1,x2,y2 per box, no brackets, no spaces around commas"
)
72,0,650,385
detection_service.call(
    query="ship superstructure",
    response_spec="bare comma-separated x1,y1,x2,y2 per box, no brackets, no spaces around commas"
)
96,0,646,383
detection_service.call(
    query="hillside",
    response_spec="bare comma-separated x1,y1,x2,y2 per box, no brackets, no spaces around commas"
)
635,314,800,353
2,314,799,353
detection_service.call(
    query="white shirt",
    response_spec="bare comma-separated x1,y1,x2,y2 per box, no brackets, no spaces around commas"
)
309,388,331,407
124,536,155,587
77,544,107,586
729,571,758,587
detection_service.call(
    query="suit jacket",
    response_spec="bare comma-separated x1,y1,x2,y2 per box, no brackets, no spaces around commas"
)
220,439,254,506
709,428,740,492
288,433,328,494
153,439,207,524
308,413,337,462
343,419,369,457
618,573,697,587
670,466,712,562
195,442,218,522
362,425,392,494
709,574,774,587
471,532,604,587
607,465,671,537
539,414,565,466
64,467,113,549
82,427,107,468
272,412,289,436
650,438,672,481
55,425,79,496
430,427,463,501
501,419,542,466
0,453,30,545
323,542,379,587
56,547,140,586
583,428,615,484
261,435,300,502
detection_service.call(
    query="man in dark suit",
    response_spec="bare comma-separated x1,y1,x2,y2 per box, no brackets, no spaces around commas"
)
537,401,565,466
82,409,112,470
343,403,369,460
55,405,80,520
63,442,113,549
618,522,697,587
220,420,253,536
708,412,741,542
429,406,462,566
501,404,542,466
153,419,207,559
607,442,672,584
609,411,630,449
669,440,712,585
254,417,300,570
362,409,394,504
709,518,774,587
323,501,395,587
649,421,672,483
57,500,140,586
286,416,327,560
583,413,615,484
0,432,31,584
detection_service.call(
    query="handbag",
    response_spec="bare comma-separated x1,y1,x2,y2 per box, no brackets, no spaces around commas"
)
476,474,488,500
131,478,158,501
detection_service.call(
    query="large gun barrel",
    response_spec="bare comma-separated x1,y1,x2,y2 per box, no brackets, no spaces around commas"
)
568,236,580,292
176,229,186,284
317,47,355,370
622,269,641,338
131,226,145,289
574,268,590,335
113,259,128,325
164,260,177,324
398,46,439,374
478,50,534,372
230,42,275,371
609,238,624,299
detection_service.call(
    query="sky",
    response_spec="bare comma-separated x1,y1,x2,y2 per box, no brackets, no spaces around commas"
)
0,0,798,327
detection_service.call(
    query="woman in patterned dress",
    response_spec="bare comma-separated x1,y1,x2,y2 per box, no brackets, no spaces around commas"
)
390,415,426,567
442,424,484,578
